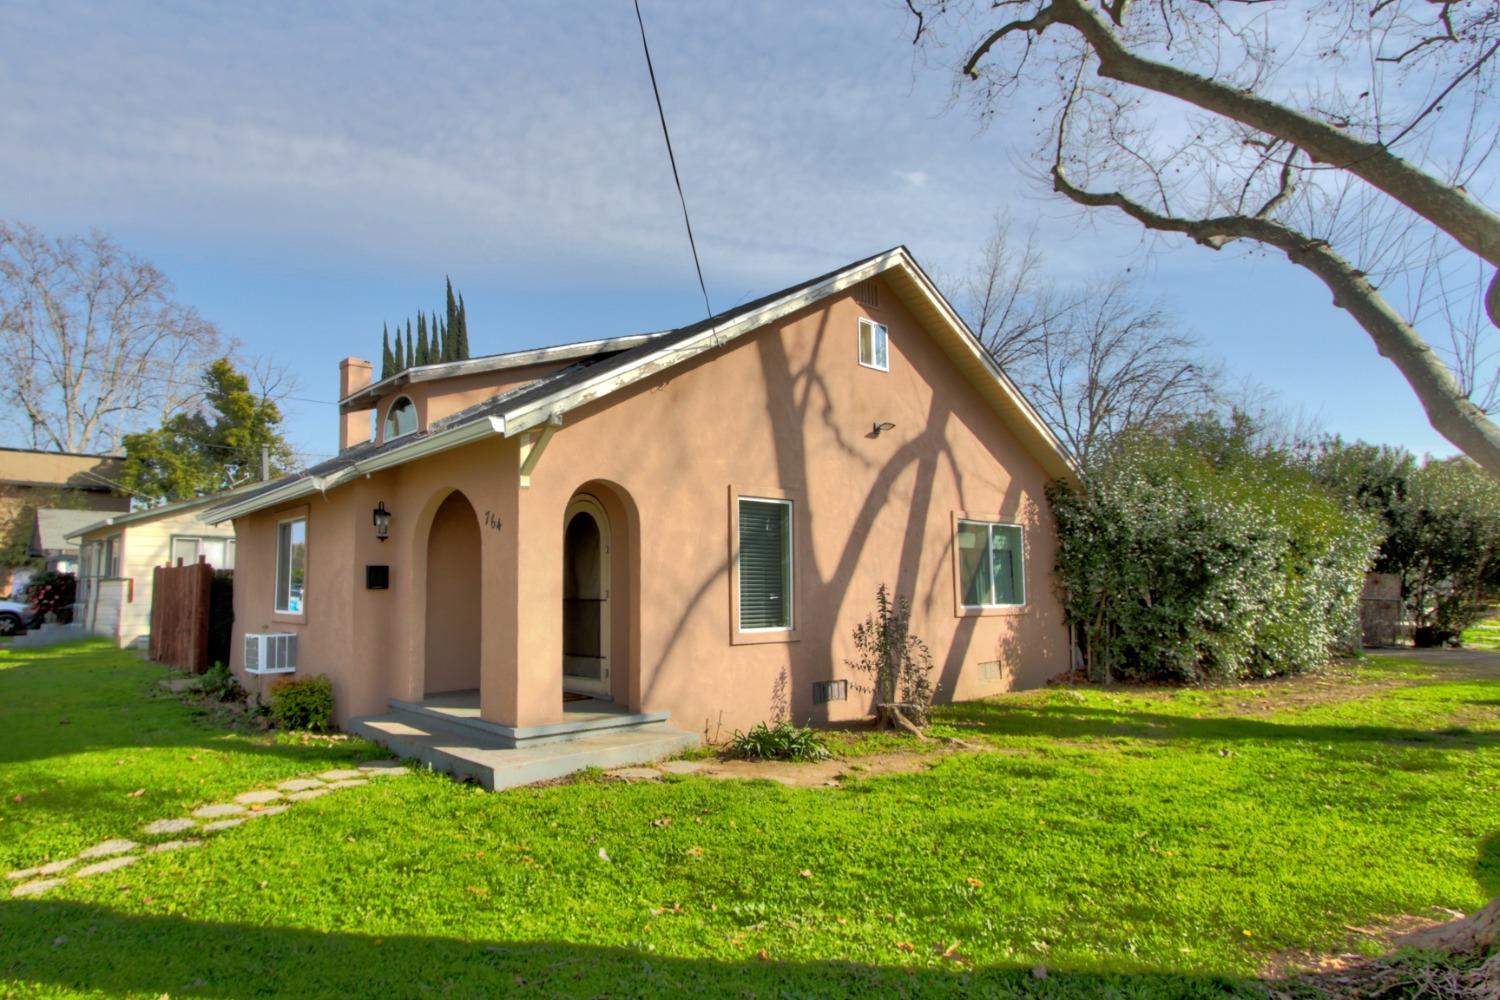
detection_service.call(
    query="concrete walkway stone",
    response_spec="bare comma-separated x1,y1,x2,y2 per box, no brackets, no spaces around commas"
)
78,839,137,859
202,818,245,832
5,866,39,881
11,878,66,897
74,855,139,878
286,787,330,801
245,805,288,819
363,766,409,777
146,839,203,854
192,803,246,819
234,789,283,805
37,858,76,876
278,778,325,792
606,767,662,782
325,778,368,789
142,818,197,835
317,769,365,781
658,760,705,775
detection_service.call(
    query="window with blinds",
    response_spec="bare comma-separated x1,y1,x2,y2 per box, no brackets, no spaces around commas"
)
956,520,1025,608
738,497,793,631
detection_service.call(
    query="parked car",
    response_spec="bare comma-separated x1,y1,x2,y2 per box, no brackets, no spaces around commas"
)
0,599,36,636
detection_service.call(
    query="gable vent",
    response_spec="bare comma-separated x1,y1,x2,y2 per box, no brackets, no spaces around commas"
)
853,281,880,309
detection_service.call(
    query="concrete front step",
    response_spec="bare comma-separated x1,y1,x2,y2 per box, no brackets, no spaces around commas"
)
349,712,699,791
387,697,672,748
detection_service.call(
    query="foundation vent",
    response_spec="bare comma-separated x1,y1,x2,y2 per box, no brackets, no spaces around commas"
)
978,660,1003,682
812,679,848,704
853,281,880,309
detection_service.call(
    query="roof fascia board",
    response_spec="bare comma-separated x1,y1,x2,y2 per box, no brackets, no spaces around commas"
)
206,416,506,523
500,250,906,436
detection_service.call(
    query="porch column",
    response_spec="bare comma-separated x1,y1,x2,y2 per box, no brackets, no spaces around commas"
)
510,484,566,727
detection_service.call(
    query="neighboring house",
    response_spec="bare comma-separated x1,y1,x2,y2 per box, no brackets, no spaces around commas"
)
31,509,105,575
208,247,1076,745
0,448,129,596
68,492,242,648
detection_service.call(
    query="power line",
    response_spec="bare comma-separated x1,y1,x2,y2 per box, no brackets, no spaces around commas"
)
633,0,713,321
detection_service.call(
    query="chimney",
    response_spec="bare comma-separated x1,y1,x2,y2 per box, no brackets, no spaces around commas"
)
339,357,374,453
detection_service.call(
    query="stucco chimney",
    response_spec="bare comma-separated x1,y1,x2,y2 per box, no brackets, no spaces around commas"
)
339,357,374,453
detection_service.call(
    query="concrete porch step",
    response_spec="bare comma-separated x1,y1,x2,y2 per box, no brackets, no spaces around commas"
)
348,711,699,791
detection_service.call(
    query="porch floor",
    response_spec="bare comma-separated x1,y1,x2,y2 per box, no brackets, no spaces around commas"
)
418,689,641,728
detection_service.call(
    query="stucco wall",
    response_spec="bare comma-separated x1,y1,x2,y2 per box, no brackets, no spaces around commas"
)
230,279,1070,734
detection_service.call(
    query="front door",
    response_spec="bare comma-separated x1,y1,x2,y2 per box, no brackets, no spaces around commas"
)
562,496,611,699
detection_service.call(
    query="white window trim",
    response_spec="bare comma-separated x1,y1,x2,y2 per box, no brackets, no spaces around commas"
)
274,515,308,616
956,518,1026,609
737,496,795,633
384,394,418,442
857,318,889,372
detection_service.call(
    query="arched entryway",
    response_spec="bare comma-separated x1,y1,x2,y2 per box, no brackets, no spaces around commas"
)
562,494,611,699
424,491,481,696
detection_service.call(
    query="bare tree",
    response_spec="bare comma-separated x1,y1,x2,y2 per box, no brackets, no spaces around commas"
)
0,222,223,453
908,0,1500,477
957,217,1219,465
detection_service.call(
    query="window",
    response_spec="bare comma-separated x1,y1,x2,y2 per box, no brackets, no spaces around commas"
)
857,318,889,371
275,517,307,615
384,396,417,440
956,520,1025,608
172,536,236,570
738,497,793,631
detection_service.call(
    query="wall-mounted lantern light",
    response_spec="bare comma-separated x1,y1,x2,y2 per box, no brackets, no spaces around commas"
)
871,420,897,437
372,501,392,541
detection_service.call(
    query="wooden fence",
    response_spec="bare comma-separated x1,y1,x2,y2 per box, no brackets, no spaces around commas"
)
149,559,213,672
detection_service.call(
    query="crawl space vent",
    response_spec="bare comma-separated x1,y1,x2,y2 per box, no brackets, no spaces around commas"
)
812,679,848,704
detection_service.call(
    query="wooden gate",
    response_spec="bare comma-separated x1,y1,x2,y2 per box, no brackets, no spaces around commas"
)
150,560,213,672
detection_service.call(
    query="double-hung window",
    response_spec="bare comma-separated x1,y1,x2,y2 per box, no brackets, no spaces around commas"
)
956,520,1025,608
858,318,889,371
738,497,793,631
275,517,308,615
171,536,237,570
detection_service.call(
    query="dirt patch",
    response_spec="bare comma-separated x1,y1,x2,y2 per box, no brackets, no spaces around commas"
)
1260,912,1455,981
691,746,992,789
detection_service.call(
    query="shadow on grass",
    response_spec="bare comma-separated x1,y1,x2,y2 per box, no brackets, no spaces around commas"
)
1479,832,1500,897
0,900,1258,999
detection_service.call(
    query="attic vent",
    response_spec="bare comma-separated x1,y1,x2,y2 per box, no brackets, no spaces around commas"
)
812,679,848,704
854,281,880,309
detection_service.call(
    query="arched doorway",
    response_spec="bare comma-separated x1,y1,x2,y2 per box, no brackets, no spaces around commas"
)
562,494,611,699
424,491,480,696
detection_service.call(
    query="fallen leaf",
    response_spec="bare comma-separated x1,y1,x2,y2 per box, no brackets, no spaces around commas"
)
652,817,672,828
686,846,704,858
966,877,983,888
895,941,915,953
755,949,769,961
799,869,812,879
127,789,145,798
10,795,22,804
598,847,611,862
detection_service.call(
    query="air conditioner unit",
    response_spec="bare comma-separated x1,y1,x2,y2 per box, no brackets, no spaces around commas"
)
244,632,298,675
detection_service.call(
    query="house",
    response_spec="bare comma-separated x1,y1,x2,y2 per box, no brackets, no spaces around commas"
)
207,247,1076,764
0,448,129,597
31,509,105,575
68,492,240,647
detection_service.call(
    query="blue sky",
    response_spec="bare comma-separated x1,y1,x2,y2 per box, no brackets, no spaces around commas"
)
0,0,1458,465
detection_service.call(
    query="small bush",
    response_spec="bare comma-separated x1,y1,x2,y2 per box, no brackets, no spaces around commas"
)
24,571,75,624
207,570,234,668
269,675,334,732
726,721,830,762
199,662,245,703
847,585,935,731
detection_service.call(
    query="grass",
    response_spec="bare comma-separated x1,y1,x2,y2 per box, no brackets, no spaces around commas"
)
1461,616,1500,651
1,645,1498,997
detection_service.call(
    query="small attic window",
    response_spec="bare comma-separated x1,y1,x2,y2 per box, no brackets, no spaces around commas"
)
384,396,417,440
854,281,880,309
858,319,889,372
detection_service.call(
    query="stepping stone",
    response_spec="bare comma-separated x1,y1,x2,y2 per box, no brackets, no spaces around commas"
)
278,778,325,792
78,839,137,859
286,787,330,802
11,878,66,897
6,867,39,881
317,769,365,781
359,760,402,770
37,858,76,876
146,839,203,854
202,818,245,832
325,778,368,789
245,805,288,819
142,818,197,835
362,766,408,778
74,855,139,878
192,803,245,819
658,760,704,775
606,767,662,782
234,789,283,805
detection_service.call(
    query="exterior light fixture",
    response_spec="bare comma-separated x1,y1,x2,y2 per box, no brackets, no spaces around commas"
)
372,501,392,541
872,421,896,436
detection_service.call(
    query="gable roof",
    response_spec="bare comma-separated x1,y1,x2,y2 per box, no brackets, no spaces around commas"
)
67,482,264,542
32,509,102,555
208,247,1075,523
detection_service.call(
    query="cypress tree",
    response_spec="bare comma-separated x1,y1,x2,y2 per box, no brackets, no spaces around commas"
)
416,313,429,366
381,324,395,380
456,293,470,359
393,328,405,372
405,319,413,368
440,317,451,362
445,278,459,361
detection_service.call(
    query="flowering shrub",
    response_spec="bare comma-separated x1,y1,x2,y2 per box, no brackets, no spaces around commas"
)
23,571,76,625
1049,433,1379,682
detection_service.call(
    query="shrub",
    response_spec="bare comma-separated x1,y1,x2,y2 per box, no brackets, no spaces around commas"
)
1051,429,1379,682
207,571,234,668
726,721,830,761
199,662,245,703
23,571,75,624
269,675,334,732
847,585,935,731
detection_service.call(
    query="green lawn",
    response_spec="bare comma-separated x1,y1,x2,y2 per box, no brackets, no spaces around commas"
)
1461,617,1500,651
1,644,1497,997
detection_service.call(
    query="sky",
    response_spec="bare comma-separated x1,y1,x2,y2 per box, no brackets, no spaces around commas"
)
0,0,1463,466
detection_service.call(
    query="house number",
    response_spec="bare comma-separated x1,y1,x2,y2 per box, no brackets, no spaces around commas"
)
483,511,503,532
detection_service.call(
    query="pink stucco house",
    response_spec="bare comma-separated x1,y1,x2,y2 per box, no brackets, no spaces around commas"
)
208,248,1075,781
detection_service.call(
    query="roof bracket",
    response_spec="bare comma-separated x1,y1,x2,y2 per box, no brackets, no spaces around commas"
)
518,415,562,488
